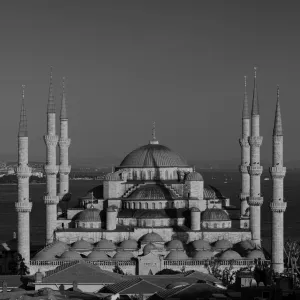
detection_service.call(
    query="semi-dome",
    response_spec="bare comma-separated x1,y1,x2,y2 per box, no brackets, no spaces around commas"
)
76,207,101,222
247,250,265,260
32,250,56,261
143,243,157,255
190,207,200,212
87,251,109,261
119,144,188,168
119,239,138,250
165,250,189,260
48,240,69,254
219,250,241,260
192,250,214,260
214,240,233,250
140,232,164,243
104,172,123,181
60,250,83,261
72,239,93,251
135,210,168,219
113,251,134,261
237,240,256,251
167,240,184,250
129,185,172,200
185,172,203,181
202,208,230,221
191,240,211,250
94,239,116,250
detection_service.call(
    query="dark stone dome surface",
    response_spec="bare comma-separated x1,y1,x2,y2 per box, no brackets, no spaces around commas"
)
119,144,188,168
140,232,164,243
128,185,173,200
202,208,230,221
76,207,101,222
185,172,203,181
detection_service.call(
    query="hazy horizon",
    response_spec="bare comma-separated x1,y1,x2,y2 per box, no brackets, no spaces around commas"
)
1,1,299,166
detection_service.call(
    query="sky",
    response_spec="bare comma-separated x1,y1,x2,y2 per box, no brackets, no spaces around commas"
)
0,0,299,168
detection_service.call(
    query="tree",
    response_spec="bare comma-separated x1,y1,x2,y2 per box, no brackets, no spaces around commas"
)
155,268,181,275
112,265,125,275
8,253,29,275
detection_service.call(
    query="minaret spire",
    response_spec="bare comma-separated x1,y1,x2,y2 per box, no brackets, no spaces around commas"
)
242,76,250,119
251,67,259,116
60,77,67,119
47,67,56,113
18,85,28,137
273,85,283,136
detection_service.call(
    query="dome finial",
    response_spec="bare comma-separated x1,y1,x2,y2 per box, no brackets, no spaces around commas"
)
149,121,159,145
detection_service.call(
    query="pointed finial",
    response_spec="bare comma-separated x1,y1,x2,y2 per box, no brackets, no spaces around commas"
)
242,75,250,119
273,85,283,136
149,121,159,144
47,66,56,113
18,85,28,137
193,166,196,172
251,67,259,116
60,77,67,119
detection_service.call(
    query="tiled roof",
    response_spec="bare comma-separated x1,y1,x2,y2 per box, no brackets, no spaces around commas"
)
101,278,164,294
42,261,123,284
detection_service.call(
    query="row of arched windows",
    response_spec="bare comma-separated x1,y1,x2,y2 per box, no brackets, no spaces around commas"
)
127,169,178,180
123,201,186,210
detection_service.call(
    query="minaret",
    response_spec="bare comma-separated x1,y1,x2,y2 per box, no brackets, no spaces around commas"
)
239,76,250,220
58,77,71,200
247,67,263,246
269,86,286,273
43,68,59,244
15,85,32,264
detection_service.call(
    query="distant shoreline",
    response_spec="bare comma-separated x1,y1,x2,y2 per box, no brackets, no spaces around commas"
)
0,182,46,186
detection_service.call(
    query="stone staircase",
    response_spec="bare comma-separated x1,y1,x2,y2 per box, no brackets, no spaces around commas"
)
163,184,181,198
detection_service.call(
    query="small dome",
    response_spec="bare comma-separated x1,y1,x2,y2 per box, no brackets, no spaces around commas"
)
165,250,189,260
129,185,172,200
94,239,116,250
87,251,109,261
214,239,233,250
107,206,116,212
140,232,164,243
237,240,256,251
60,250,83,261
190,207,200,212
219,250,241,260
32,250,56,261
119,239,138,250
119,144,188,168
167,240,184,250
72,239,93,251
76,207,101,222
104,172,122,181
48,240,70,254
143,243,157,255
202,208,230,221
113,251,134,261
192,250,214,260
191,240,211,250
247,250,265,260
185,172,203,181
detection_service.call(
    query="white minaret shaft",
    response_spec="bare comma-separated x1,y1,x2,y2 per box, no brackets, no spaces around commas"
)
247,67,263,246
269,86,286,273
15,85,32,264
43,68,59,244
58,78,71,199
239,76,250,217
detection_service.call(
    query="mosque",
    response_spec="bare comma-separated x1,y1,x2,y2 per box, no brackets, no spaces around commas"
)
11,68,286,276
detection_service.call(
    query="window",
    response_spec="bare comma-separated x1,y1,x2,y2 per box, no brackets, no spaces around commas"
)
152,220,155,227
159,202,162,209
165,170,168,179
139,202,142,209
145,203,149,209
133,202,136,209
172,202,175,208
214,223,217,229
222,223,225,228
152,203,155,209
244,222,248,228
148,170,151,180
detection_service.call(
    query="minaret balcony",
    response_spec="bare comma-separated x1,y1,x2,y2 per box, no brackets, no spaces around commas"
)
269,167,286,179
59,165,71,174
15,201,32,213
248,166,263,175
15,165,32,178
240,192,249,201
239,165,249,173
248,136,263,147
44,165,59,175
273,136,283,144
43,195,59,205
239,138,250,148
58,138,71,147
44,135,59,147
270,201,287,213
248,196,263,206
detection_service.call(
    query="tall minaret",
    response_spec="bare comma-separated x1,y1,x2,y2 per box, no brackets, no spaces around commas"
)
43,68,59,244
247,67,263,246
239,76,250,220
15,85,32,264
269,86,286,273
58,78,71,200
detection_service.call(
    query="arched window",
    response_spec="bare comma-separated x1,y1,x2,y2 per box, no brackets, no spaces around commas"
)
145,203,149,209
152,203,155,209
172,202,175,208
159,202,162,209
244,222,248,228
143,220,146,227
91,223,94,228
133,202,136,209
165,170,168,179
127,202,130,209
161,220,164,226
139,202,142,209
152,220,155,227
222,223,225,228
81,223,85,228
214,223,217,229
148,170,151,180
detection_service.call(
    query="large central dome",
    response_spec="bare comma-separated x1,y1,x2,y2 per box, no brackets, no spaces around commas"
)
119,143,188,168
